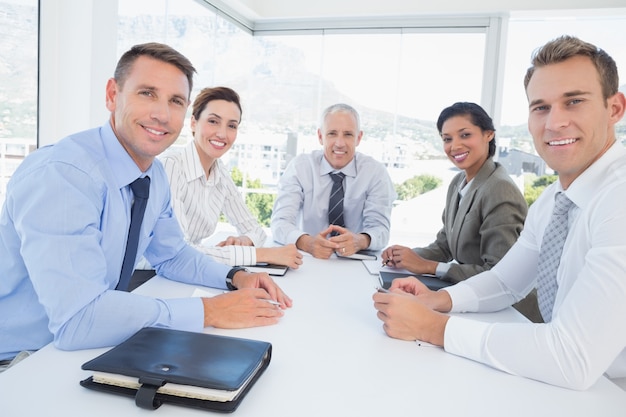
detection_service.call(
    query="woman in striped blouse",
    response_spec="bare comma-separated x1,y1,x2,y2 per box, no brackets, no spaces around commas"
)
160,86,303,269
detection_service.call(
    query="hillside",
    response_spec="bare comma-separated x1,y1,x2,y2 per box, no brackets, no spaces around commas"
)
2,4,625,151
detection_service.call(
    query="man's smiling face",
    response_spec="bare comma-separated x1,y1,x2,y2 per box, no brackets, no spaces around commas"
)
106,55,190,171
526,55,622,189
318,111,362,170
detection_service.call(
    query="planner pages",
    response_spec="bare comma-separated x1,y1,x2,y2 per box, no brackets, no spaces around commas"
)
89,352,267,402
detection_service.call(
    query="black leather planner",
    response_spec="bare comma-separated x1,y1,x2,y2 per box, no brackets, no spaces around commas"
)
379,270,453,291
80,327,272,413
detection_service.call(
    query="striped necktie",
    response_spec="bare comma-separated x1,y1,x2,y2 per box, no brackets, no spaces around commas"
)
328,172,346,235
536,192,575,321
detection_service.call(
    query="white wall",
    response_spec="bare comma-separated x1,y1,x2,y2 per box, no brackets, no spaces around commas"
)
226,0,626,19
38,0,118,146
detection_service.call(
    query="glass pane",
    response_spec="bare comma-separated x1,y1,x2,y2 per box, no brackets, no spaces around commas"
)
397,33,484,122
118,0,247,147
395,32,485,168
502,13,626,136
0,0,38,206
244,30,486,239
321,33,401,125
247,31,485,168
116,2,488,234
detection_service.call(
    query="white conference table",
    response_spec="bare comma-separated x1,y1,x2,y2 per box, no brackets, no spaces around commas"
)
2,253,626,416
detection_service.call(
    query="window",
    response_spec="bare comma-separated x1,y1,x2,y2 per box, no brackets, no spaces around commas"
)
117,0,488,230
0,0,38,206
500,10,626,155
118,0,251,148
243,31,486,178
116,2,626,236
119,1,487,181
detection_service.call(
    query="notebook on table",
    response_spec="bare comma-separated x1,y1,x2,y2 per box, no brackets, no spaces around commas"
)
245,263,289,276
378,271,453,291
337,249,379,260
80,327,271,413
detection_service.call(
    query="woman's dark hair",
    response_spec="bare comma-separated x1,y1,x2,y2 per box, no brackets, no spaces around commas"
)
436,102,496,157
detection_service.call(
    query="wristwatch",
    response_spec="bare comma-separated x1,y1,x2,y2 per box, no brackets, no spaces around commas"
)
225,267,248,290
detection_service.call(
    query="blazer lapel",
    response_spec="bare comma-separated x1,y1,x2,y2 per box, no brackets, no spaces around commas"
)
448,158,498,253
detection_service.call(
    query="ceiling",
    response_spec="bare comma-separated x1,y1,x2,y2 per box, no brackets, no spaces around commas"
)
205,0,626,22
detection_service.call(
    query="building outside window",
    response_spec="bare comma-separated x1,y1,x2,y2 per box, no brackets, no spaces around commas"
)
2,2,624,224
0,0,38,206
113,1,626,234
117,0,486,229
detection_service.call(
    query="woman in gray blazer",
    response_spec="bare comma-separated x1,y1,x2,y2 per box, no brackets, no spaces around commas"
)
382,102,540,322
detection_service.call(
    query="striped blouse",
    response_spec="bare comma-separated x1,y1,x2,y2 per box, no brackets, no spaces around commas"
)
160,141,266,266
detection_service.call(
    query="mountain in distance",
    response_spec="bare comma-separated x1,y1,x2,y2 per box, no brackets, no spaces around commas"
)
118,15,448,156
115,14,626,155
2,6,625,152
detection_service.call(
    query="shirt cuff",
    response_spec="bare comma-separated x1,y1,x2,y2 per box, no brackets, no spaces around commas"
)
443,282,480,313
444,315,491,364
286,230,306,246
161,297,205,332
435,262,451,277
230,245,256,266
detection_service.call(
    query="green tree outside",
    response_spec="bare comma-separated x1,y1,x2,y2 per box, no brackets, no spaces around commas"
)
395,174,442,201
228,168,557,225
524,174,558,206
230,167,276,227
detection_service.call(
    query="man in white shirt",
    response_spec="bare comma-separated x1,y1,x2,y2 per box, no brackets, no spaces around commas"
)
373,35,626,390
271,103,396,259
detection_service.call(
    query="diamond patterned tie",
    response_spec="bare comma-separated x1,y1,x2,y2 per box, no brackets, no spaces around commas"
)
328,172,346,236
536,192,575,321
116,176,150,291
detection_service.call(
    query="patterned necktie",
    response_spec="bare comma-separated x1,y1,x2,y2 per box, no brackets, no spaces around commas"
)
536,192,575,321
116,176,151,291
328,172,346,236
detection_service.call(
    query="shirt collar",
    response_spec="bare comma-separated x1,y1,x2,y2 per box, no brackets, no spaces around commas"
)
320,152,357,177
562,141,626,209
183,141,223,186
101,120,152,189
183,141,206,182
458,177,474,199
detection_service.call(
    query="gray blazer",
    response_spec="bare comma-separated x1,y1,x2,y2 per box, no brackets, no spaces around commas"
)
414,158,527,283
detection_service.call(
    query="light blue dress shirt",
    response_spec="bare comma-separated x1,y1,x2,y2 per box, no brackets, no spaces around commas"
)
0,122,231,360
271,150,396,250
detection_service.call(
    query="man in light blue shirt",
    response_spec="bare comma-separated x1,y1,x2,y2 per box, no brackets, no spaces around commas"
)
271,103,396,259
0,43,291,365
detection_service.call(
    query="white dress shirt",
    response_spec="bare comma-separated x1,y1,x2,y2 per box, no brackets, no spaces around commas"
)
444,142,626,390
160,142,266,266
271,150,396,250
